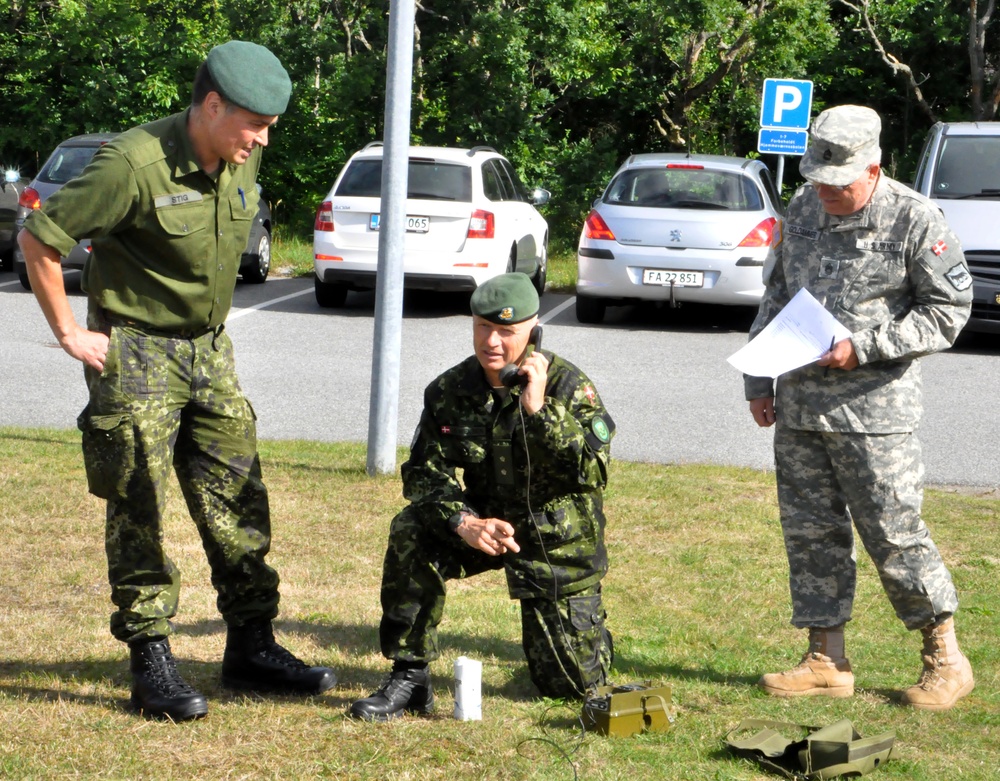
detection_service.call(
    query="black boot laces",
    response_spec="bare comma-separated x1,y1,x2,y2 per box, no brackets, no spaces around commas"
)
250,625,310,671
142,648,199,697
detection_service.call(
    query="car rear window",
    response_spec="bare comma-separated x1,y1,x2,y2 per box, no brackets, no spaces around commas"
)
604,168,763,211
932,136,1000,199
336,159,473,202
37,145,101,185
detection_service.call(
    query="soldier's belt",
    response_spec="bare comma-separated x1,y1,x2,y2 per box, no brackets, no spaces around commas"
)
725,718,895,779
581,680,675,738
105,315,221,340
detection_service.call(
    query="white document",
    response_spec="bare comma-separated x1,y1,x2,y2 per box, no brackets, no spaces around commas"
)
728,288,852,378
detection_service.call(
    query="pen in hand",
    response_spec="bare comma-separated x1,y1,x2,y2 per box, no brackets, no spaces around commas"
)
824,335,835,377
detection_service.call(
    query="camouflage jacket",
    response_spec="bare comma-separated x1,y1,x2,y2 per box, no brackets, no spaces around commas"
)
401,351,616,599
744,175,972,433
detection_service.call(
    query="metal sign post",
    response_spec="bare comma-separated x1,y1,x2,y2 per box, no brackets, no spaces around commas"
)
367,0,415,476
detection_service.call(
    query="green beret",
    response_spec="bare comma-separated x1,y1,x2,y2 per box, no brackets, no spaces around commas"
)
206,40,291,116
470,273,539,324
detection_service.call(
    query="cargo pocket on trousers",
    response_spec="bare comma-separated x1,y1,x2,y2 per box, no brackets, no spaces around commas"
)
568,593,605,634
77,407,135,499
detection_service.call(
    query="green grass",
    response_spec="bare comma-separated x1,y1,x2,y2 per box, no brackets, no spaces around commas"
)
271,227,316,278
2,427,995,779
271,227,579,294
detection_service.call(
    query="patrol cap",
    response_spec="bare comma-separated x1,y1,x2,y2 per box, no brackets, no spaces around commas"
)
799,105,882,187
470,273,539,324
205,40,291,116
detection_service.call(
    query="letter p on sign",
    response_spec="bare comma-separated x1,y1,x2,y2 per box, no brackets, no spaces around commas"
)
773,86,802,124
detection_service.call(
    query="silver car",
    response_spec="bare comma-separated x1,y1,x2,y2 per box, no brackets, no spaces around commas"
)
575,153,783,324
911,121,1000,334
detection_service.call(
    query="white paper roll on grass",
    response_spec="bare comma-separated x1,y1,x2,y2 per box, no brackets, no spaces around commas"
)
453,656,482,720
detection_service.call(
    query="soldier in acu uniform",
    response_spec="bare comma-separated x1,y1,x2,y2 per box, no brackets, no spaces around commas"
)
350,273,616,721
745,105,975,711
18,41,336,721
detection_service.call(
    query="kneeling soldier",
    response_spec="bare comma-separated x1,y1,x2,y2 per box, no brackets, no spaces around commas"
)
350,273,616,721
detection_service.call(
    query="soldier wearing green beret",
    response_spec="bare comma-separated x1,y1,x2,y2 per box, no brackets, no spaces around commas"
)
350,273,617,721
18,40,335,722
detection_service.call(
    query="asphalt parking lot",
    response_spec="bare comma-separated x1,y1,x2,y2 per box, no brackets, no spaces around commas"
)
2,271,999,488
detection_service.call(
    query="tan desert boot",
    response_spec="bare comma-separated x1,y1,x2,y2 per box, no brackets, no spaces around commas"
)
759,626,854,698
901,617,974,711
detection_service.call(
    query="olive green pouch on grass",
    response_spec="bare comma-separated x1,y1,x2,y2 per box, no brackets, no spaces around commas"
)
725,718,895,780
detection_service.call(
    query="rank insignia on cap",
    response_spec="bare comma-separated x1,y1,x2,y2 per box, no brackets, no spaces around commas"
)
592,418,610,443
823,148,833,161
499,306,514,321
931,240,948,256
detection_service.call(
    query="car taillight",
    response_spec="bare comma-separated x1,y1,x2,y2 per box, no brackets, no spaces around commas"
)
583,210,616,241
18,186,40,211
737,217,777,247
467,209,494,239
314,200,334,231
665,163,704,170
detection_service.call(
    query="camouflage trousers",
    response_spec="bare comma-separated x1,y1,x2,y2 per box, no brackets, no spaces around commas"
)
78,320,280,643
773,426,958,631
379,505,612,698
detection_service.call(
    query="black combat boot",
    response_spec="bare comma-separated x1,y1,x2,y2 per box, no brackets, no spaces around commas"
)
221,619,336,695
349,665,434,722
129,638,208,722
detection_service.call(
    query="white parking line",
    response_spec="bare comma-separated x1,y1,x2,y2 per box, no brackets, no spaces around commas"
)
0,278,23,289
227,285,314,321
540,295,575,324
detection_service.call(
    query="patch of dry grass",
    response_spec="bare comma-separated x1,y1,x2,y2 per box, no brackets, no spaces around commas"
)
0,428,996,779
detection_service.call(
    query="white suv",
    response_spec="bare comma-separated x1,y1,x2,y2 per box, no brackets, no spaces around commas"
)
912,121,1000,334
313,143,550,307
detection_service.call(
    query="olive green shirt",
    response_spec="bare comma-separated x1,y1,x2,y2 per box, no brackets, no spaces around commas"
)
24,110,261,330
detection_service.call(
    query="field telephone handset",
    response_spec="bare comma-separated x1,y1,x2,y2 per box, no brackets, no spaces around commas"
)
498,324,543,388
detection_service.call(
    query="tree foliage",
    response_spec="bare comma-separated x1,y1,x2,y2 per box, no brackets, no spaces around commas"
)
0,0,995,246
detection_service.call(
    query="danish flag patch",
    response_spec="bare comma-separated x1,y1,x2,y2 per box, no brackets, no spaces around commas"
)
931,240,948,256
583,385,596,402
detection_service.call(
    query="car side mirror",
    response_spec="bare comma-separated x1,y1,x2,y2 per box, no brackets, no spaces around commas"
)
530,187,551,206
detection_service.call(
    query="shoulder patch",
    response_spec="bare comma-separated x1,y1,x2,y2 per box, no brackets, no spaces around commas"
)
592,417,610,443
945,263,973,291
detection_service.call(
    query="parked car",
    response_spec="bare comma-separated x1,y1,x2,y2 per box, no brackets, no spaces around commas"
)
312,142,550,308
14,133,272,289
911,121,1000,334
574,153,783,324
0,167,25,272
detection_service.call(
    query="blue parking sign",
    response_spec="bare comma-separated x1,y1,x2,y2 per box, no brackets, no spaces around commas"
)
759,79,813,130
